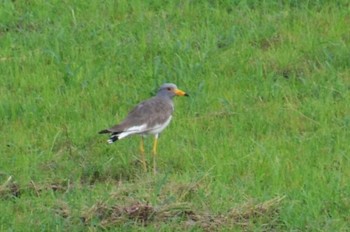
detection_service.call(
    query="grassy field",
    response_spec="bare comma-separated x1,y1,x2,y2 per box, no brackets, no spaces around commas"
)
1,0,350,231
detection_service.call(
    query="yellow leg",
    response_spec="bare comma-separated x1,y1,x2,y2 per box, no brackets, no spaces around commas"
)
152,135,158,174
140,137,147,172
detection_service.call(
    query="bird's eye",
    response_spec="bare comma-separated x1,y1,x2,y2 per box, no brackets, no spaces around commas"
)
167,87,171,91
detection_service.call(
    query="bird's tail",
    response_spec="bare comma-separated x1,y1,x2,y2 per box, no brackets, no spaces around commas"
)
107,134,119,144
99,129,121,144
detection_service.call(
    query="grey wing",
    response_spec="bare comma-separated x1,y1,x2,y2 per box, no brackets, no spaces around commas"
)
123,97,173,129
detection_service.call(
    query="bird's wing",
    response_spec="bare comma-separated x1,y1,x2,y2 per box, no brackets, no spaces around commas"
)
106,97,173,133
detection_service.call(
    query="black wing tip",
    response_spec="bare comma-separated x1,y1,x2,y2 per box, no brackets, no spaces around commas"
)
98,129,110,134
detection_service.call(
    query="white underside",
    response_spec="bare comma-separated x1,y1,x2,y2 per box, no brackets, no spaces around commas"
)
117,124,147,140
147,116,172,135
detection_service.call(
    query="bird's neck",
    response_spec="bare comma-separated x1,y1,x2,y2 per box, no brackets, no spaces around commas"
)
156,93,173,99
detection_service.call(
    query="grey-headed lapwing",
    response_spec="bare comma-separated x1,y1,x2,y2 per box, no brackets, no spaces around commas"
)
99,83,188,173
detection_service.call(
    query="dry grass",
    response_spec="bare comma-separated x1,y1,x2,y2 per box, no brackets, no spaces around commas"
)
0,175,73,199
81,195,285,231
1,175,285,230
0,176,21,199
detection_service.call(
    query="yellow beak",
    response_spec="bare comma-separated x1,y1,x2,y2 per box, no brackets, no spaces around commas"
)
174,89,188,96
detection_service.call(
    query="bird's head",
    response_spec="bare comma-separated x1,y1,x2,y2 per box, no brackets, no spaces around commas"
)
157,83,189,98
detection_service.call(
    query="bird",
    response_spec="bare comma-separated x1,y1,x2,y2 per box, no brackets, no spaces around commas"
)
99,83,188,174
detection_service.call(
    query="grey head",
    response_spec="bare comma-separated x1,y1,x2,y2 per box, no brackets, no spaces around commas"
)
157,83,188,98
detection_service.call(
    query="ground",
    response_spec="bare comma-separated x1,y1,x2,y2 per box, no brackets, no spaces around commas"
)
1,1,350,231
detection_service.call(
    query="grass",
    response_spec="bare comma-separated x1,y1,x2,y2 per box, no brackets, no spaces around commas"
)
1,0,350,230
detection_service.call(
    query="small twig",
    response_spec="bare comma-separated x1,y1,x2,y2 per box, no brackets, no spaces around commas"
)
1,176,13,188
30,180,40,197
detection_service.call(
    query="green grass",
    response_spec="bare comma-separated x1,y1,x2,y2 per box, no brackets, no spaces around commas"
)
1,0,350,230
